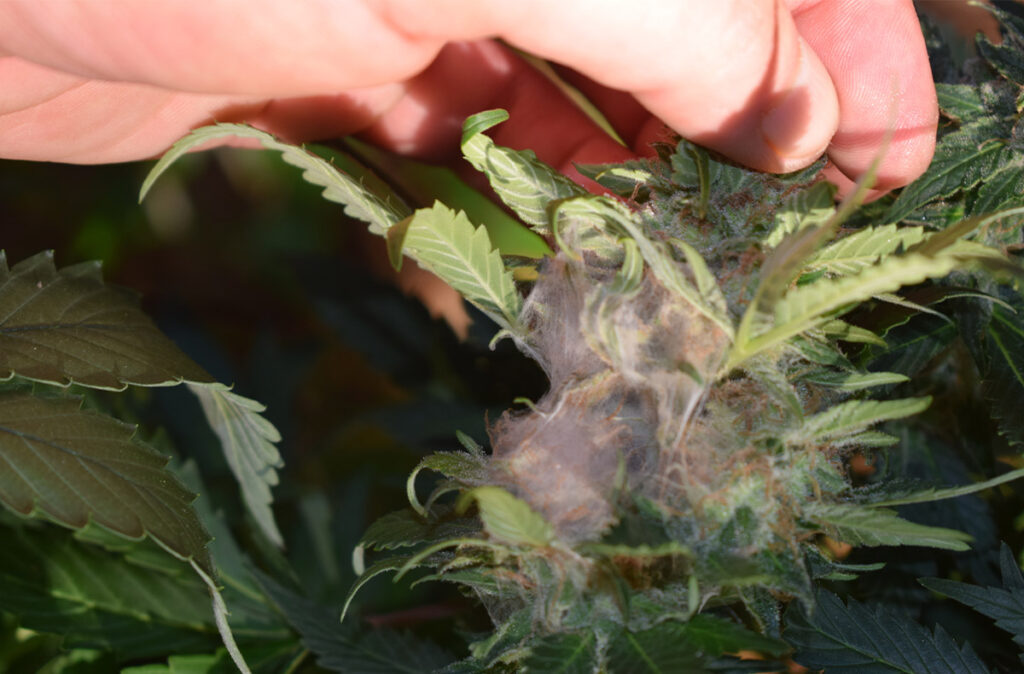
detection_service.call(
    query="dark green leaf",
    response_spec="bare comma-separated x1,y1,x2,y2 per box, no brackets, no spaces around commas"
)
523,632,597,674
936,83,987,123
0,393,213,574
682,615,789,657
256,572,453,674
785,590,990,673
885,122,1006,222
0,523,216,660
977,5,1024,86
921,543,1024,653
605,622,705,673
982,299,1024,446
0,251,212,390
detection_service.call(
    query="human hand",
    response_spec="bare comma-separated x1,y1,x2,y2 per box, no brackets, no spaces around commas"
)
0,0,936,194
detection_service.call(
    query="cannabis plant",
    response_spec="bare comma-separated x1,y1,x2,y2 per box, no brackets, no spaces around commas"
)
4,5,1024,674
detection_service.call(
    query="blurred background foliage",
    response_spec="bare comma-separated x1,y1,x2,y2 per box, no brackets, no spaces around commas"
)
0,146,546,671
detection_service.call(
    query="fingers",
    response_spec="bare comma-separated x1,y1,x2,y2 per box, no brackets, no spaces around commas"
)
380,0,841,173
0,1,444,94
788,0,937,190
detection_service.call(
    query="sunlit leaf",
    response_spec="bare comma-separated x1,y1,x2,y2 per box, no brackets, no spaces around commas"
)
189,383,283,547
390,201,521,330
142,123,409,235
459,486,554,547
461,109,586,229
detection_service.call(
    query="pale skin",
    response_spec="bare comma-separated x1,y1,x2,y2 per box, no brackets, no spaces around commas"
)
0,0,939,198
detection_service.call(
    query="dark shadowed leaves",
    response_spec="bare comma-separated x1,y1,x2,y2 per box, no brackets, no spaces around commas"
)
0,251,212,390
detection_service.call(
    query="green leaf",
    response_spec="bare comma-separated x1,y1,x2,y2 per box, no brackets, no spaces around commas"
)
804,503,971,551
142,123,409,235
256,572,453,674
605,622,706,673
523,632,597,674
794,397,931,443
340,556,410,624
785,590,990,673
920,543,1024,653
189,383,283,547
406,450,489,517
728,252,966,370
0,251,212,390
866,467,1024,507
0,392,213,574
343,136,552,259
971,162,1024,215
977,4,1024,87
682,615,789,657
885,121,1006,222
575,161,656,196
982,300,1024,446
764,181,837,248
391,201,521,329
459,486,554,547
0,523,216,660
461,109,586,229
800,370,909,391
805,225,926,276
936,83,987,123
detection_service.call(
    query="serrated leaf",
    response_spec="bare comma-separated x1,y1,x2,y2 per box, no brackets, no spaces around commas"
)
885,122,1006,222
460,486,554,547
923,542,1024,653
392,201,521,329
0,392,213,574
682,615,789,657
866,467,1024,507
189,383,283,547
523,632,597,674
936,83,987,123
0,523,216,659
804,503,971,550
142,123,409,235
971,162,1024,215
605,622,706,673
257,572,453,674
801,370,909,391
765,181,837,248
343,136,552,259
794,397,931,444
340,556,410,624
728,252,967,370
785,590,990,673
460,109,585,229
805,225,926,276
977,4,1024,86
406,450,489,517
0,523,211,625
0,251,212,390
982,300,1024,446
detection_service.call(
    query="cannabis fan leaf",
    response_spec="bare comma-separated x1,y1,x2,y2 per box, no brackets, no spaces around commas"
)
0,251,212,390
0,393,213,574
